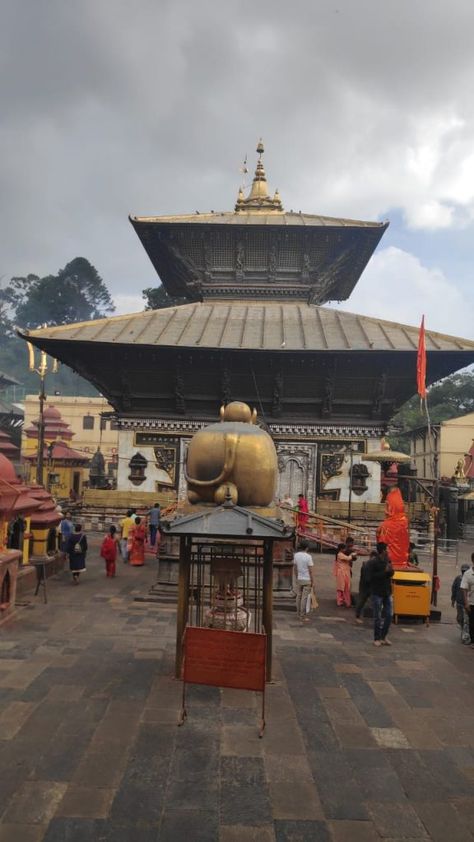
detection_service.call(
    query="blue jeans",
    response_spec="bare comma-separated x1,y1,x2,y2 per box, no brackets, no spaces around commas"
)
149,525,158,546
373,594,392,641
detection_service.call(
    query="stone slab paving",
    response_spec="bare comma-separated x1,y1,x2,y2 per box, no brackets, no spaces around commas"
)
0,537,472,840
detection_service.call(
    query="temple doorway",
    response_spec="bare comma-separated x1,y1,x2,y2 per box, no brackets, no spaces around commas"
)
277,444,317,509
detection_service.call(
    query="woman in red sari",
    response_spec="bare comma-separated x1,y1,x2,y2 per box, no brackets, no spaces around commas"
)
297,494,309,530
129,516,146,566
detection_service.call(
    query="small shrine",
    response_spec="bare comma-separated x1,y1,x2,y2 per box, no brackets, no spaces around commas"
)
0,429,19,460
23,404,89,497
161,402,294,687
0,453,61,558
0,451,62,614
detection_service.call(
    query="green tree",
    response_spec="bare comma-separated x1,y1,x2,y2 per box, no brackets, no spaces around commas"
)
13,258,114,328
142,284,188,310
389,371,474,451
0,258,115,397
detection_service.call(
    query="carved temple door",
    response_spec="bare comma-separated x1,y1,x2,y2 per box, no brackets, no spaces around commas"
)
276,444,317,510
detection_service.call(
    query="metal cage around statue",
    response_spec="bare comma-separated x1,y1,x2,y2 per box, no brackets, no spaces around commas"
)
161,497,294,681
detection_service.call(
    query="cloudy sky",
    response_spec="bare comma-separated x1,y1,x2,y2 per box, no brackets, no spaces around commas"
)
1,0,473,337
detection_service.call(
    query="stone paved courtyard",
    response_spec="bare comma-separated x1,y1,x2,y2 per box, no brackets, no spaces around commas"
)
0,539,473,841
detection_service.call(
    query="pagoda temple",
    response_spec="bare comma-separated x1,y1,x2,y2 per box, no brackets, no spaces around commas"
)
19,143,474,508
22,405,89,497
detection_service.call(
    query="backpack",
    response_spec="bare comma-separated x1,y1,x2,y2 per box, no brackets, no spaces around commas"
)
73,535,84,553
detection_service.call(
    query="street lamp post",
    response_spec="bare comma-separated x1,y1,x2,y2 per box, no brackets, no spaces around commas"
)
27,343,58,487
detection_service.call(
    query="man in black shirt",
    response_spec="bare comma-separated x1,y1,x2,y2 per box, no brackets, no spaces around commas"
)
367,542,394,647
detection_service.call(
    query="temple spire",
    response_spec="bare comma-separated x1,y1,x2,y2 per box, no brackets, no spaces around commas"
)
235,139,284,213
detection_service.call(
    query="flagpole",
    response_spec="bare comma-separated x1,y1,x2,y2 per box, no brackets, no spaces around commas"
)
417,316,439,606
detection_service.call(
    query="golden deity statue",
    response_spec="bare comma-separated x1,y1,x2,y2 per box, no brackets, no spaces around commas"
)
185,401,277,507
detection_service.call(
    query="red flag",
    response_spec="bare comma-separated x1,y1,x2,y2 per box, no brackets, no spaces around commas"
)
417,316,427,399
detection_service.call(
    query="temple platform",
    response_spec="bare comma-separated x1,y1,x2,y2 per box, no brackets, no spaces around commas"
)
0,535,472,840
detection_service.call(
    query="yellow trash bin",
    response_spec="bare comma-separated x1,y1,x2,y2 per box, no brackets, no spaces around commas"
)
392,571,431,625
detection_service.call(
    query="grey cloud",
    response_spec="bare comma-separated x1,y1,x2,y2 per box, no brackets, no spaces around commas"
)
2,0,474,305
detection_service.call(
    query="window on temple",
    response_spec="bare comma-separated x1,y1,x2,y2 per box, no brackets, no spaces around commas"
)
100,418,107,431
83,415,94,430
128,452,148,486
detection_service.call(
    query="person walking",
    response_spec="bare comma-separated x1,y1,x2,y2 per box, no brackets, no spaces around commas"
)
100,525,119,578
367,542,394,647
66,523,87,584
129,516,146,566
293,539,315,622
119,510,135,563
460,553,474,647
297,494,309,530
148,503,161,547
452,565,469,625
59,511,74,553
355,550,376,623
453,565,471,644
334,542,354,607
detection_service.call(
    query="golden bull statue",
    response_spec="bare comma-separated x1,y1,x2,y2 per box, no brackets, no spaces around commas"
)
185,401,277,507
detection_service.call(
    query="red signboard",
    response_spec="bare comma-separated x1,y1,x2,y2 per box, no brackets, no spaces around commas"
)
182,626,266,692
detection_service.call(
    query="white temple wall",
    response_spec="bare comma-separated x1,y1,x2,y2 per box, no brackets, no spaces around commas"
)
116,421,385,506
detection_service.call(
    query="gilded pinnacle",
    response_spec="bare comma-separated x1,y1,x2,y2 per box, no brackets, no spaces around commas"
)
234,139,284,213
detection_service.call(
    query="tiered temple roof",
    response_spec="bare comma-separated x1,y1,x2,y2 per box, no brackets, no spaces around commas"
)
24,405,74,442
130,141,388,303
18,142,474,422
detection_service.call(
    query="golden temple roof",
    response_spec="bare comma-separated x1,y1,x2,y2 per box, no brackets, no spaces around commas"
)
21,302,474,354
129,210,384,228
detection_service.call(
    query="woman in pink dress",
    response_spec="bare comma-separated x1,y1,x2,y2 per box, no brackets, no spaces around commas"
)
129,516,146,566
334,542,354,607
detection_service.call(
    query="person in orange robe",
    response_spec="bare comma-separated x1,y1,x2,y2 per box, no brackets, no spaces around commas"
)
129,516,146,567
376,488,409,568
297,494,309,530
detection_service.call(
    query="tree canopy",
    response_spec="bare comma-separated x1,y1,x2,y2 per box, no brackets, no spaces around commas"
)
389,371,474,451
0,257,115,397
8,257,114,329
142,284,188,310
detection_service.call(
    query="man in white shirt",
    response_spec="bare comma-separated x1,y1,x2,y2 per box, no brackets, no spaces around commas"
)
461,553,474,646
293,539,315,622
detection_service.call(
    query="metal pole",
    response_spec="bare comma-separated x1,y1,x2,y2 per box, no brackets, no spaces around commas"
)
175,536,191,678
262,539,273,682
431,449,439,607
348,448,354,524
36,374,46,486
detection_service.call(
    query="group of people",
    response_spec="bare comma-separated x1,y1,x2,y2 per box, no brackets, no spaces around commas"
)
451,553,474,645
334,537,395,645
57,502,161,583
294,536,395,646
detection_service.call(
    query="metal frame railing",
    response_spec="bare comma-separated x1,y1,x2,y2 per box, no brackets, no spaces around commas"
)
280,504,376,554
